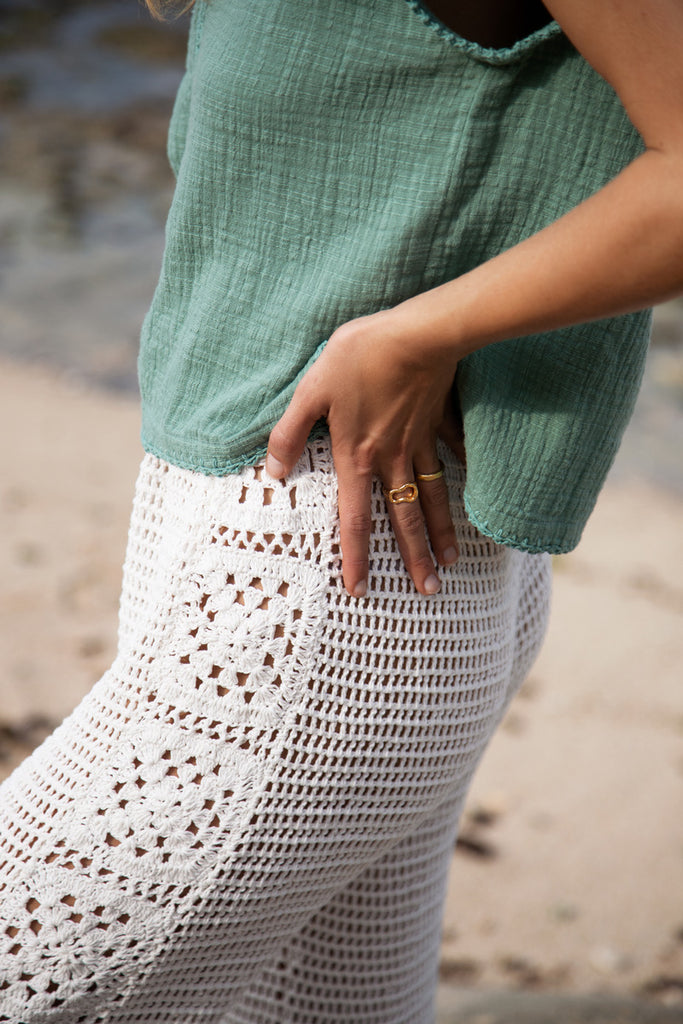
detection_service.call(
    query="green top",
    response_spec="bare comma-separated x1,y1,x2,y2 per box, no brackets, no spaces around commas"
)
138,0,650,553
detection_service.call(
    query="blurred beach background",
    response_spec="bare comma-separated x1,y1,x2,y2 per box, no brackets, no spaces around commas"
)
0,0,682,1014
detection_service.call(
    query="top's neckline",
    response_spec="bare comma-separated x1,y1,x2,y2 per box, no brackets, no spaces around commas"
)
403,0,563,65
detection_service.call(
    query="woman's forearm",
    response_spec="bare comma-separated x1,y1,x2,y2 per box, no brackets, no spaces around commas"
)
393,148,683,359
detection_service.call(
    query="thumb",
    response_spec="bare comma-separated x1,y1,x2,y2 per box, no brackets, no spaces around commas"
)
266,378,326,478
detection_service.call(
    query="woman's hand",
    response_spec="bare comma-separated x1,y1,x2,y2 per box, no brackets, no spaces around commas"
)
266,307,462,597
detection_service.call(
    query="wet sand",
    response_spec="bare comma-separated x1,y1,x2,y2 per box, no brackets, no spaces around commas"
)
0,358,681,1010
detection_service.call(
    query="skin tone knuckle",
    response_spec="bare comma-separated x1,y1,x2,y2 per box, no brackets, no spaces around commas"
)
421,483,450,512
346,510,372,536
351,441,376,474
332,319,363,347
356,453,375,476
397,505,425,534
391,446,411,468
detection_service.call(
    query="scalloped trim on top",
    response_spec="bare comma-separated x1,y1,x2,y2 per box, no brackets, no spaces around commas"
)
403,0,563,65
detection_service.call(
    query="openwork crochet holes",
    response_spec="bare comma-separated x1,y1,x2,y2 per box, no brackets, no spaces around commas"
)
0,439,550,1023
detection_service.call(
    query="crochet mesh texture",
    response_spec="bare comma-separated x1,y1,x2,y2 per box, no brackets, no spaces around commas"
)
0,440,550,1023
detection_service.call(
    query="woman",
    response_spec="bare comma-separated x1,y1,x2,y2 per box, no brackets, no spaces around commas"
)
1,1,681,1021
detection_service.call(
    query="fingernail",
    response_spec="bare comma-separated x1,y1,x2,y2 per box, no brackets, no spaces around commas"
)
353,580,367,598
443,546,458,565
424,574,441,595
265,454,285,479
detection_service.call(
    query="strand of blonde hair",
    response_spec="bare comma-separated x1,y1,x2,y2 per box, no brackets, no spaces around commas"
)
144,0,195,19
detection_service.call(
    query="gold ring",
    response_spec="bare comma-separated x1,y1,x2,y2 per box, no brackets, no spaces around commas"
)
382,481,419,504
416,460,445,483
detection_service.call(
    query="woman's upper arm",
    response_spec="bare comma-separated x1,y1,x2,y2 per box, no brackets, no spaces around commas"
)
543,0,683,153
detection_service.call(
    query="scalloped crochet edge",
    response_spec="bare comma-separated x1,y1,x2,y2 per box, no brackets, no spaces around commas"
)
403,0,562,65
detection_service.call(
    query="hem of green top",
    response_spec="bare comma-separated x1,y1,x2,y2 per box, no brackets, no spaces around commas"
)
140,423,331,478
463,491,581,555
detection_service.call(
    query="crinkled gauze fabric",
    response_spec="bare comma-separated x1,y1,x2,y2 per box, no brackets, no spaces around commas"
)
138,0,650,553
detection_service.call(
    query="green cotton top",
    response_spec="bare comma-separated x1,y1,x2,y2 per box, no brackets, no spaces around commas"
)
138,0,651,554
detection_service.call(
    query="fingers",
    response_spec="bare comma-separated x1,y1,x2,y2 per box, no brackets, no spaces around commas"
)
336,453,373,598
384,471,442,595
338,460,453,599
416,465,459,568
266,378,325,479
269,415,457,598
335,447,460,598
382,452,459,595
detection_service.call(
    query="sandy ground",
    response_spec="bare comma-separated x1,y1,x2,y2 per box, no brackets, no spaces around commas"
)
0,358,681,1008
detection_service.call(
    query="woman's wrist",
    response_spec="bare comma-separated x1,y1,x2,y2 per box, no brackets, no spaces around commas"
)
381,290,472,370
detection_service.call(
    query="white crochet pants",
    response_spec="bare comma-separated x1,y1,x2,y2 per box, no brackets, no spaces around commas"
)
0,439,551,1024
